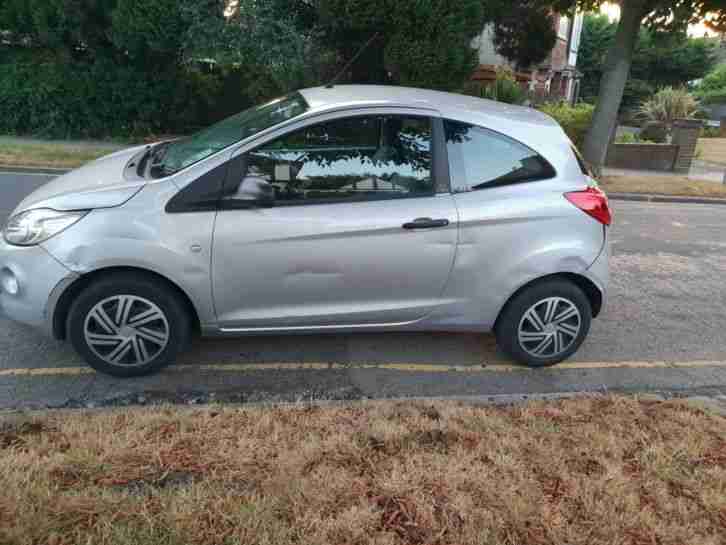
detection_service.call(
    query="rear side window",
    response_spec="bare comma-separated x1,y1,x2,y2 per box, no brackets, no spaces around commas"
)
444,120,555,192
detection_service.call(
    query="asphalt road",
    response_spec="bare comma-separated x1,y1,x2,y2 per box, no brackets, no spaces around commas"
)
2,170,726,408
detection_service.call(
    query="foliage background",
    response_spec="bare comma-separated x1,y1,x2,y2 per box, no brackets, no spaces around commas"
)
695,64,726,105
538,102,595,148
577,13,715,113
0,0,490,139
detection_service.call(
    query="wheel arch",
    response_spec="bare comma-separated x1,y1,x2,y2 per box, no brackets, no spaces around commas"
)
51,266,201,341
494,272,603,332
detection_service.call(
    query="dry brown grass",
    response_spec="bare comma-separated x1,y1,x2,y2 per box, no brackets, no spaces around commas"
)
697,138,726,167
1,397,725,545
600,175,726,197
0,142,116,169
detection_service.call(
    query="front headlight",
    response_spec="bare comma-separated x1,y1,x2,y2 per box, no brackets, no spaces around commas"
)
2,209,88,246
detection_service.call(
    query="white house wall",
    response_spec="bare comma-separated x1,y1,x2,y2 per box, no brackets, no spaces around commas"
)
568,13,584,68
471,25,514,68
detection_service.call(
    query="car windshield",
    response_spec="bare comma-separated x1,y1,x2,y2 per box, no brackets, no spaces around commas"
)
148,93,309,178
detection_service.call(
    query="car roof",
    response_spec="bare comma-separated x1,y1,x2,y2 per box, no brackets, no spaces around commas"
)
298,85,571,168
299,85,558,127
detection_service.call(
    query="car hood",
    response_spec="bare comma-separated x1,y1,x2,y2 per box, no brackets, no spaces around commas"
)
12,145,148,215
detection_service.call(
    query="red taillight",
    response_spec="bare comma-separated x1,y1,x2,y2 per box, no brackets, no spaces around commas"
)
565,187,612,226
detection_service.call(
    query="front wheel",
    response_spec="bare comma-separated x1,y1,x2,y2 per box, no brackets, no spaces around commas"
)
495,280,592,368
67,274,192,377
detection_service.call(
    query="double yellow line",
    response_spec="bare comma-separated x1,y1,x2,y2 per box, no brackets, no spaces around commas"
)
1,359,725,377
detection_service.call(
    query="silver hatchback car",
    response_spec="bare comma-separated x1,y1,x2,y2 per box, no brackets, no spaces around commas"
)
0,86,610,377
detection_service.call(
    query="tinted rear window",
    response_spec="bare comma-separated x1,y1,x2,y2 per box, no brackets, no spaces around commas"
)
444,120,556,192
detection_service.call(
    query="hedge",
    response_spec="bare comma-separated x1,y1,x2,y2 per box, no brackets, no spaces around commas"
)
0,56,255,139
538,102,595,149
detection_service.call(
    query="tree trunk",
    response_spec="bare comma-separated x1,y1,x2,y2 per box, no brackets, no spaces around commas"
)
581,0,645,173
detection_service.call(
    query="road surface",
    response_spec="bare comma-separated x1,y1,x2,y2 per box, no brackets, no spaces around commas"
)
1,170,726,408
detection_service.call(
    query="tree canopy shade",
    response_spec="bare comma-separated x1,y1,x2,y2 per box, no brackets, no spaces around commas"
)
267,0,488,90
488,0,558,69
578,14,715,110
0,0,317,137
0,0,226,135
270,0,567,83
551,0,726,172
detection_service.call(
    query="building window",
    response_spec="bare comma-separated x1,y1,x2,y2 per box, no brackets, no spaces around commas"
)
558,16,570,39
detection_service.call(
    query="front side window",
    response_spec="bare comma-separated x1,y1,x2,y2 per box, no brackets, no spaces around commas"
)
444,120,555,192
224,115,433,206
148,93,309,178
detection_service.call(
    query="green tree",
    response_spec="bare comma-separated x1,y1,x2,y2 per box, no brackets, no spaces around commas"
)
552,0,726,172
188,0,330,98
696,64,726,104
0,0,228,137
577,14,618,102
0,0,218,65
0,0,117,60
488,0,559,69
578,14,715,110
269,0,487,90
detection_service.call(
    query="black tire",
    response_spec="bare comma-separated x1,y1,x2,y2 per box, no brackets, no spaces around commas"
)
495,279,592,368
67,273,192,377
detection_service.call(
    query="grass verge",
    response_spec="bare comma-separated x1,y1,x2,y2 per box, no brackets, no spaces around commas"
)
0,142,121,169
601,175,726,198
1,396,725,544
697,138,726,167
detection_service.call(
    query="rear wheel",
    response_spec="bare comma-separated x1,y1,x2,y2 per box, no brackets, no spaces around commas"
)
495,279,592,368
67,274,192,377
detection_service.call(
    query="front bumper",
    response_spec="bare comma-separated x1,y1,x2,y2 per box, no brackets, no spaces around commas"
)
0,238,76,335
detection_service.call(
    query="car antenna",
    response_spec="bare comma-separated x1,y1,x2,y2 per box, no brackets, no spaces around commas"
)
325,32,380,89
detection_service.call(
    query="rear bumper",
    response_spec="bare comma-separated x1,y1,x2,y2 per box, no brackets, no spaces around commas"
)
584,229,610,315
0,238,76,336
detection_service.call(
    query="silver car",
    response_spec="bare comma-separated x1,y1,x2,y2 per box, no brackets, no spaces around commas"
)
0,86,610,377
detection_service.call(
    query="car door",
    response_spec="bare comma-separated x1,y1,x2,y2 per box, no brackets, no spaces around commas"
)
210,110,459,330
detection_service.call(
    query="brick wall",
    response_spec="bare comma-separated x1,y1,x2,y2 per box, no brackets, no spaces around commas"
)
605,144,679,171
671,119,703,174
549,38,569,72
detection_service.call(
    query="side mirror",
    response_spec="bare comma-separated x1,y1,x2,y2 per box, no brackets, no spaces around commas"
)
236,176,275,207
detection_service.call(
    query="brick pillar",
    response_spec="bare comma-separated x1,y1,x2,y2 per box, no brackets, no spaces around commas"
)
671,119,703,174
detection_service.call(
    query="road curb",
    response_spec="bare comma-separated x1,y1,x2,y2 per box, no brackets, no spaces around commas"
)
5,389,726,414
608,192,726,206
0,165,70,175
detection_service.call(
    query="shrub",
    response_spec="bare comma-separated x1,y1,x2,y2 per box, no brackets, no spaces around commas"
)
613,132,655,144
0,0,298,139
0,58,240,139
639,121,668,143
698,89,726,105
537,102,595,149
700,125,722,138
696,65,726,105
471,68,529,105
638,87,700,126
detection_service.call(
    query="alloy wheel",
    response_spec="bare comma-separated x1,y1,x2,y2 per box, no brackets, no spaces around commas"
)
83,295,170,367
517,297,582,359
